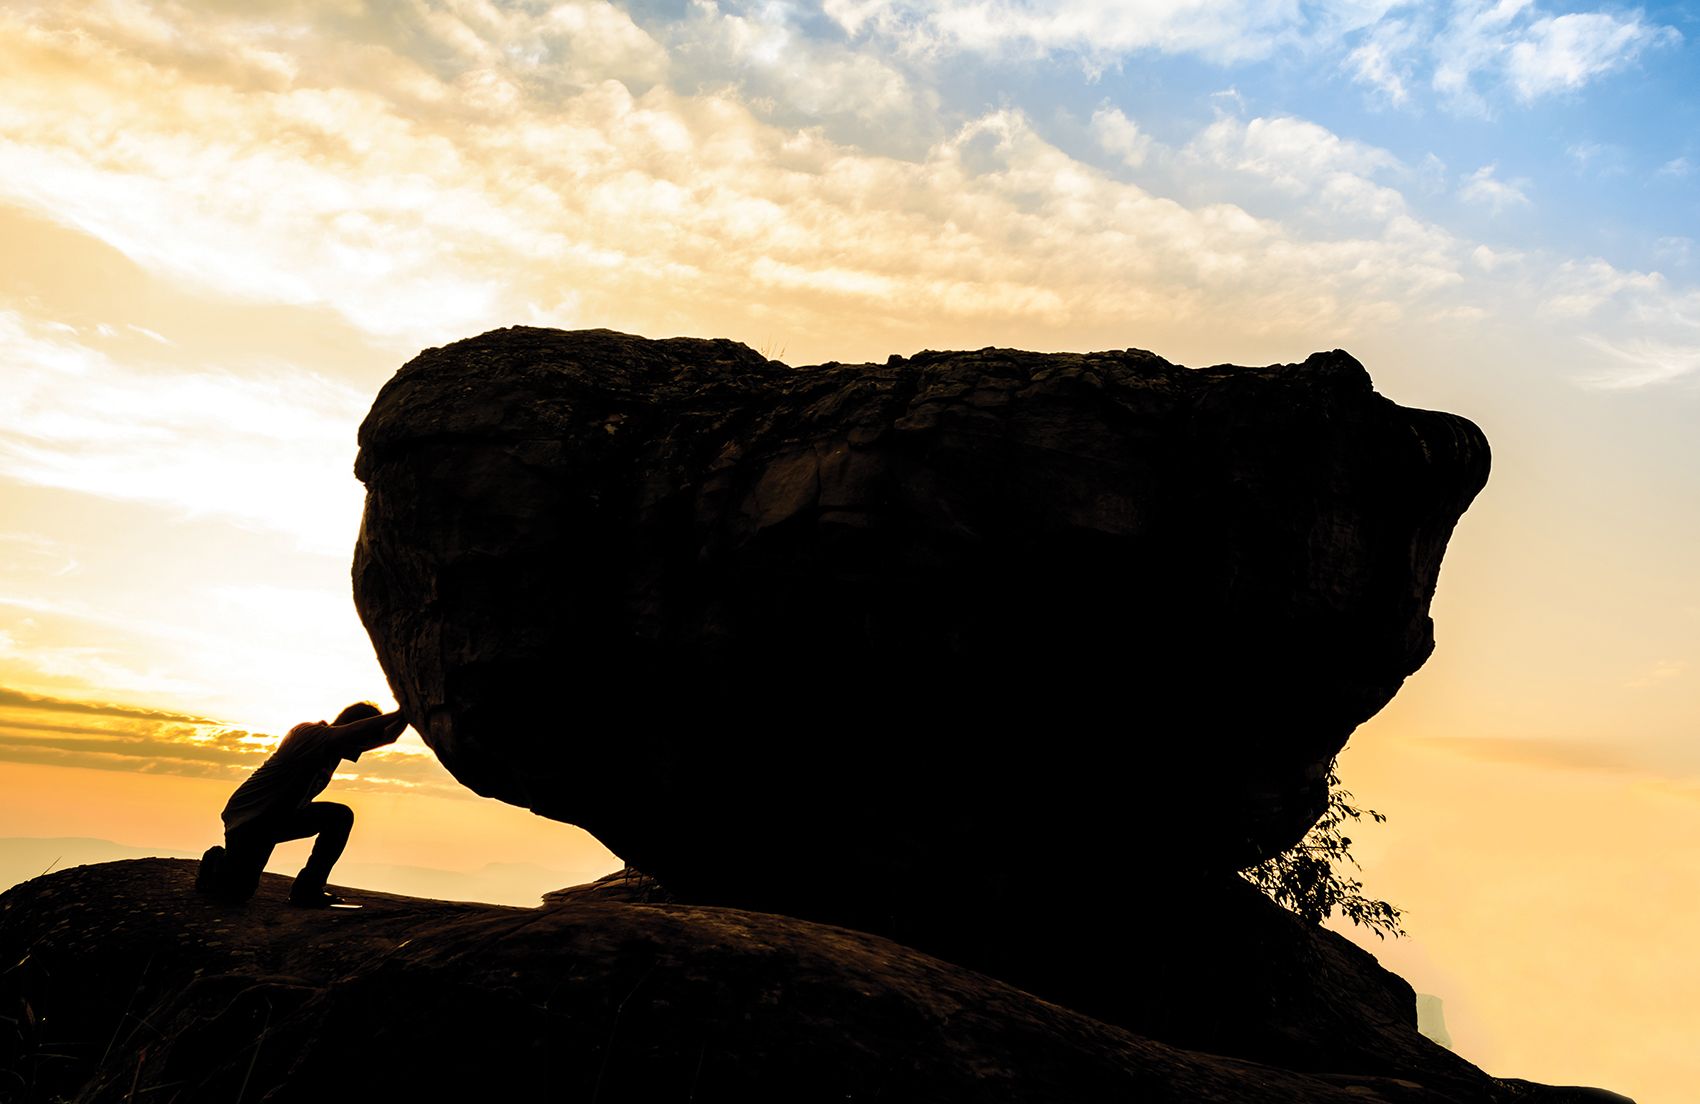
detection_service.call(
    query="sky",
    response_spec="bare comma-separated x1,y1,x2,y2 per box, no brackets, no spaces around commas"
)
0,0,1696,1098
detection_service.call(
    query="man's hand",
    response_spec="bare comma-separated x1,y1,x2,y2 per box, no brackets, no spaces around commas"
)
331,709,410,753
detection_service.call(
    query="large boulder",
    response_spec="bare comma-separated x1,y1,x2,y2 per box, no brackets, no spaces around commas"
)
352,327,1488,930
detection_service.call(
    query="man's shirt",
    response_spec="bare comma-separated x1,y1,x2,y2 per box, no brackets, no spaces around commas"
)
221,722,368,832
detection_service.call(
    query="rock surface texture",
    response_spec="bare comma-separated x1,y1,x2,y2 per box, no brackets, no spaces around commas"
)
0,861,1633,1104
353,327,1489,933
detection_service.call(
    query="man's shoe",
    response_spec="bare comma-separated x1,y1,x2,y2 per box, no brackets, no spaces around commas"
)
288,889,348,909
195,846,226,895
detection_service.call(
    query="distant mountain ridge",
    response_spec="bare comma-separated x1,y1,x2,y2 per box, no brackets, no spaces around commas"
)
0,836,607,907
0,837,193,891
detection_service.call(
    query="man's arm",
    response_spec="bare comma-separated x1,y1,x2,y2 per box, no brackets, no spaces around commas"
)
328,710,409,755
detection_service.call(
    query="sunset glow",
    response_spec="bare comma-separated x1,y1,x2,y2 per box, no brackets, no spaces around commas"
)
2,1,1696,1098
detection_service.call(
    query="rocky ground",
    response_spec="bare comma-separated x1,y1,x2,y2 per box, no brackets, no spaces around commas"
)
0,860,1630,1103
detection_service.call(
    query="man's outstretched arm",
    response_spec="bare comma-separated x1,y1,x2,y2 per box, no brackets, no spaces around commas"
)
328,710,409,755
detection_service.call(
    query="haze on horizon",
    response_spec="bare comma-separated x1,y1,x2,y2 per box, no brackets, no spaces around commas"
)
0,2,1695,1099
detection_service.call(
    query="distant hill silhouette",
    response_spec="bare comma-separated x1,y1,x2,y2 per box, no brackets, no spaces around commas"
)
1418,992,1456,1050
0,837,609,907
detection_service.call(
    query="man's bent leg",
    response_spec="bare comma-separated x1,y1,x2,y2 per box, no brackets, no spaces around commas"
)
275,801,354,902
218,830,276,902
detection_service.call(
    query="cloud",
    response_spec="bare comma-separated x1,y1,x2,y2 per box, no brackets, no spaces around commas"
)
1185,115,1402,192
0,685,262,782
1425,1,1679,112
1431,0,1533,107
1193,115,1401,184
1566,141,1603,168
1578,337,1700,390
820,0,1362,64
0,532,77,578
1346,20,1416,105
1179,114,1418,230
0,575,403,738
1416,152,1448,194
0,310,368,554
1470,243,1517,272
0,3,663,343
1543,260,1700,387
1089,104,1152,168
810,1,1678,112
0,686,468,796
1457,163,1530,212
0,686,217,723
0,726,263,776
1540,258,1662,318
1659,157,1693,178
0,601,221,702
0,2,1502,365
1505,11,1679,101
655,0,938,152
0,726,466,796
1653,236,1693,266
0,0,1693,411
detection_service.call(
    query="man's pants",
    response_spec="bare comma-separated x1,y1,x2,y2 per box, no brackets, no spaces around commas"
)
220,802,354,901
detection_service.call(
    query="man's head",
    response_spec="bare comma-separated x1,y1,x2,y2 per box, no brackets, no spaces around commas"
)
333,701,383,726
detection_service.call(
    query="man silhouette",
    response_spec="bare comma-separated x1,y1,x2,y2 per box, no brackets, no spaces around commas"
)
197,702,408,907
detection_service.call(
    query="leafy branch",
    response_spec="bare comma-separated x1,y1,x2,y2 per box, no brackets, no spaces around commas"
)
1240,763,1406,940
